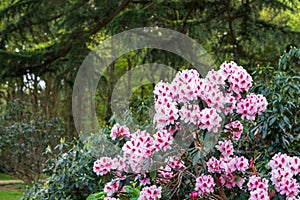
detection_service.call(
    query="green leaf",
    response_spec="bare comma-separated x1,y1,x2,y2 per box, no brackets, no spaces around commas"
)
262,122,268,140
268,116,277,126
193,151,201,166
86,192,106,200
124,185,133,193
150,171,157,182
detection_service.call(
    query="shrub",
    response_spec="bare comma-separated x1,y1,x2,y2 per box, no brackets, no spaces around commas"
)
0,100,64,183
251,47,300,154
22,139,101,200
88,60,300,200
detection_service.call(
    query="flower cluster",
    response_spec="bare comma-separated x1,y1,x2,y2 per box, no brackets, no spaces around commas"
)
153,61,267,135
104,179,120,197
269,153,300,198
236,93,268,120
247,176,269,200
93,157,113,176
110,123,130,140
195,175,215,195
138,185,162,200
205,129,249,192
224,120,243,140
91,61,274,200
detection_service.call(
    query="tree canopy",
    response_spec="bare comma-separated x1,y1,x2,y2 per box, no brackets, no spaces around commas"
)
0,0,299,135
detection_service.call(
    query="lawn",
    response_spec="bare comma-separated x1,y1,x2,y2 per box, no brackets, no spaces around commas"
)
0,173,18,180
0,190,23,200
0,173,24,200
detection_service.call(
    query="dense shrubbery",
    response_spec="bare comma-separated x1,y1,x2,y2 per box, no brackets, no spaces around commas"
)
0,100,64,183
22,139,101,200
251,47,300,154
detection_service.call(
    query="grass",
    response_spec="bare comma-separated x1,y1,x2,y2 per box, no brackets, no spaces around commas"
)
0,173,25,200
0,173,17,180
0,190,23,200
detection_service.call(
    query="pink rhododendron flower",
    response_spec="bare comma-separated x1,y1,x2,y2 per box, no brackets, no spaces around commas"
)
138,185,162,200
168,157,185,170
225,120,243,140
93,157,113,176
179,104,201,124
249,188,269,200
216,140,234,158
122,130,155,173
198,108,222,133
268,152,290,169
232,156,249,172
228,65,253,94
153,81,173,99
112,156,128,172
236,93,268,120
202,83,226,112
104,179,120,197
110,123,130,140
195,175,215,195
140,177,151,186
277,178,299,197
255,94,268,115
171,69,200,103
156,165,173,184
154,96,179,130
207,157,221,173
154,129,173,151
269,153,300,198
219,61,239,79
247,175,269,191
219,173,244,189
288,156,300,175
205,69,226,86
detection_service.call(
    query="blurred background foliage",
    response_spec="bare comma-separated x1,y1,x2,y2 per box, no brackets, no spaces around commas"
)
0,0,299,196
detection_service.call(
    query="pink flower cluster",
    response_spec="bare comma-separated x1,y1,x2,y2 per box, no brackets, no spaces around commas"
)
224,120,243,140
156,165,173,184
237,93,268,120
247,175,269,200
205,122,250,192
195,175,215,195
122,130,155,173
154,61,267,134
153,130,173,151
104,179,120,197
154,96,179,130
216,140,234,157
93,156,128,176
219,173,244,189
269,153,300,198
138,185,162,200
110,123,130,140
93,157,113,176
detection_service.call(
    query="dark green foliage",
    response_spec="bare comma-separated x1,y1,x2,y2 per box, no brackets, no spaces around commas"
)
0,100,64,183
22,139,101,200
251,47,300,154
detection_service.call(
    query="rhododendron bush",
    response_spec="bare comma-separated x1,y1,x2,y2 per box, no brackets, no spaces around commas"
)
88,61,299,200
